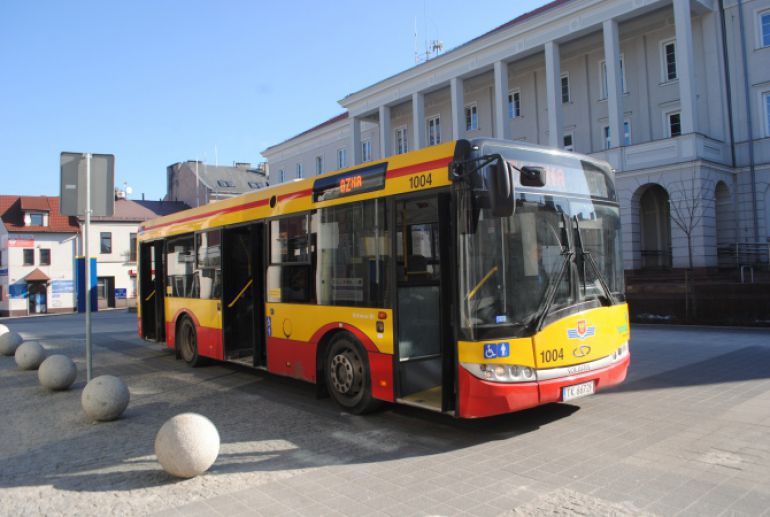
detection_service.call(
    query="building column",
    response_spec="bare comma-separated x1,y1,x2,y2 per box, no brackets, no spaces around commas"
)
412,92,425,150
379,105,391,159
603,19,624,148
450,77,464,141
673,0,696,134
350,116,362,165
494,61,509,139
544,41,564,148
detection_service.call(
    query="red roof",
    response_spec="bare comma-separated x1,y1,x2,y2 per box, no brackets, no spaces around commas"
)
23,268,50,282
20,197,51,211
0,195,79,234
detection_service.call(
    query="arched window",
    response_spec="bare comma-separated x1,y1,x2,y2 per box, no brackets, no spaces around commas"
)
639,184,672,269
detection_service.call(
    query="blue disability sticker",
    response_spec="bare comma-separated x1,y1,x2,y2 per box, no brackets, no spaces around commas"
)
483,342,510,359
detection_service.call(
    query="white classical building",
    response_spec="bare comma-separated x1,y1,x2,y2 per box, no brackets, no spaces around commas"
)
263,0,770,273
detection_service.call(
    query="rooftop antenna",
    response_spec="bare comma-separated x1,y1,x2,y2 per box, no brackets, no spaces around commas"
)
413,0,443,64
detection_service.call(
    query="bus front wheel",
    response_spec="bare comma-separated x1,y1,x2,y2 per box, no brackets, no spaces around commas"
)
325,334,381,414
177,317,202,367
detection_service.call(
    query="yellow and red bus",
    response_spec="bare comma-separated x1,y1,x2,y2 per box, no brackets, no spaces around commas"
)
137,138,630,418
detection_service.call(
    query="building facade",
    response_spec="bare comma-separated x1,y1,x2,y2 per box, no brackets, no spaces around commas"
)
262,0,770,273
0,196,79,317
166,161,268,208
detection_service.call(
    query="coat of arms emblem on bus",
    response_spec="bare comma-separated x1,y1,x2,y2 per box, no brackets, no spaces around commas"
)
567,320,595,340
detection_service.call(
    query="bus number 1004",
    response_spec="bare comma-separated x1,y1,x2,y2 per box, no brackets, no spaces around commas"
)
409,173,432,190
540,348,564,364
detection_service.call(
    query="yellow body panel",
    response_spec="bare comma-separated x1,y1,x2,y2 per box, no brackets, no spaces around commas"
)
165,297,222,329
457,304,629,368
267,303,393,354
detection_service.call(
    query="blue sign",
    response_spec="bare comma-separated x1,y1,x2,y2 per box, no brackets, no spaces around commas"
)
266,316,272,337
483,342,510,359
52,280,74,294
9,284,28,299
115,288,127,299
0,268,7,277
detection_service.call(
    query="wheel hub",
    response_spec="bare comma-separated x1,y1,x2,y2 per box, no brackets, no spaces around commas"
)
330,352,357,394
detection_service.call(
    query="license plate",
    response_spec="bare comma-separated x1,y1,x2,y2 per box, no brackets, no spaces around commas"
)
562,380,595,402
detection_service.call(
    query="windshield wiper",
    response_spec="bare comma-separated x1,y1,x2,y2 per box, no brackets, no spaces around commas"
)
573,216,616,305
531,248,574,332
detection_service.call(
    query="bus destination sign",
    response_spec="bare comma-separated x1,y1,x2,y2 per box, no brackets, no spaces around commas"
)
313,162,387,202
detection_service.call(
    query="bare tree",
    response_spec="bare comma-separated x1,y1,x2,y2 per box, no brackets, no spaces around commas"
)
667,171,714,270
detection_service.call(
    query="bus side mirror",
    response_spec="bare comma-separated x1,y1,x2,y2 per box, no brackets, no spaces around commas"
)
520,166,546,187
488,156,514,217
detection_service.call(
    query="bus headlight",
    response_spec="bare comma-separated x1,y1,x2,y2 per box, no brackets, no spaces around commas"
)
612,341,629,361
461,362,535,383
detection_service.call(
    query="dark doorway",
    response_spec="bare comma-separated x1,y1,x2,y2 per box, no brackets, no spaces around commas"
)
139,241,165,341
393,192,453,412
222,223,265,367
28,282,47,314
97,276,115,309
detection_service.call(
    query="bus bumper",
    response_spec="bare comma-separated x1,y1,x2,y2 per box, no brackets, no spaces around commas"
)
457,354,630,419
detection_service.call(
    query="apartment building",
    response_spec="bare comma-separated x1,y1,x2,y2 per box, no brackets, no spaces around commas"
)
262,0,770,273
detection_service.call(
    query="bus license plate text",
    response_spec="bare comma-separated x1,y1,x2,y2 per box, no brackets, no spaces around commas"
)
562,381,594,402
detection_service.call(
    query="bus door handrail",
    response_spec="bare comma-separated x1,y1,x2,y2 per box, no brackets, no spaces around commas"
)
144,289,156,302
227,278,253,308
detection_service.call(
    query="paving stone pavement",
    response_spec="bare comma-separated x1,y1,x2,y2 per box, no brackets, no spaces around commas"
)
1,311,769,516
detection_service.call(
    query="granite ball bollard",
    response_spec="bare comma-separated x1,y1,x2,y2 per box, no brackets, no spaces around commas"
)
81,375,130,422
0,329,23,356
155,413,220,478
14,341,46,370
38,355,77,390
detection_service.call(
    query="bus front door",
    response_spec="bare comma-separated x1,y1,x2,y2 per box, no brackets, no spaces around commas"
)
139,241,165,341
393,193,453,412
222,223,266,367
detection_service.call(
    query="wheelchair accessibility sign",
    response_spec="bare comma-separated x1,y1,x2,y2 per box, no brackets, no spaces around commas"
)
483,342,510,359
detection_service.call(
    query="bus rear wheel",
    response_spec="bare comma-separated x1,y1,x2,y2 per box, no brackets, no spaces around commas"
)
325,335,381,414
177,317,202,367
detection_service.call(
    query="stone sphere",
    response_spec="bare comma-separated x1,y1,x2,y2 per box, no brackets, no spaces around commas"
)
15,341,46,370
38,355,77,390
81,375,130,422
0,329,23,356
155,413,220,478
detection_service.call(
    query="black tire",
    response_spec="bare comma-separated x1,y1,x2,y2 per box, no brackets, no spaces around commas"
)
177,317,202,367
325,334,382,414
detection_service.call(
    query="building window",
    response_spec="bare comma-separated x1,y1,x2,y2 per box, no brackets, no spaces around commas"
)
667,112,682,137
394,126,408,155
624,120,631,146
216,180,234,188
603,126,611,150
248,181,261,189
100,232,112,254
315,156,323,175
0,286,3,301
508,89,521,119
278,169,285,183
427,115,441,146
600,57,627,99
296,163,303,179
760,11,770,48
661,40,677,81
129,232,137,262
40,249,50,266
337,148,347,169
561,74,570,103
362,140,372,162
563,132,574,152
23,248,34,266
28,212,44,226
464,103,478,131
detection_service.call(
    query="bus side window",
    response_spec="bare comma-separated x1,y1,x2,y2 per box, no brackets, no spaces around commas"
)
196,230,222,300
166,234,198,298
267,214,316,304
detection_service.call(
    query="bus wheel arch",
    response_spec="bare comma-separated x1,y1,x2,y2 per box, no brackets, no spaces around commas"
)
322,331,381,414
176,313,202,367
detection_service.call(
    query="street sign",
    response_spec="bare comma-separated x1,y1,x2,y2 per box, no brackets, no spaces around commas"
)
60,152,115,216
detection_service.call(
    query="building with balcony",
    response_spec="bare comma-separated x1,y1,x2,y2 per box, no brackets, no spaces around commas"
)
262,0,770,280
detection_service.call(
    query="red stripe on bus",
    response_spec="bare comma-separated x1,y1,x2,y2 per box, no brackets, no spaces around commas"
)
142,198,270,232
386,157,452,179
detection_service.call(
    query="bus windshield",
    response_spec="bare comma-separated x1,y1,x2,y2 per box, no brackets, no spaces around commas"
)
458,147,624,340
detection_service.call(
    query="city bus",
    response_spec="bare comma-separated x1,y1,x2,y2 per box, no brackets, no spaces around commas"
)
137,138,630,418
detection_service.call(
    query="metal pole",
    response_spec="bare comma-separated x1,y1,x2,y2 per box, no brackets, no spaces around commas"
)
85,153,93,382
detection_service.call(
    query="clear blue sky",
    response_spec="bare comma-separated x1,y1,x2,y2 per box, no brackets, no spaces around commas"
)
1,1,543,201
